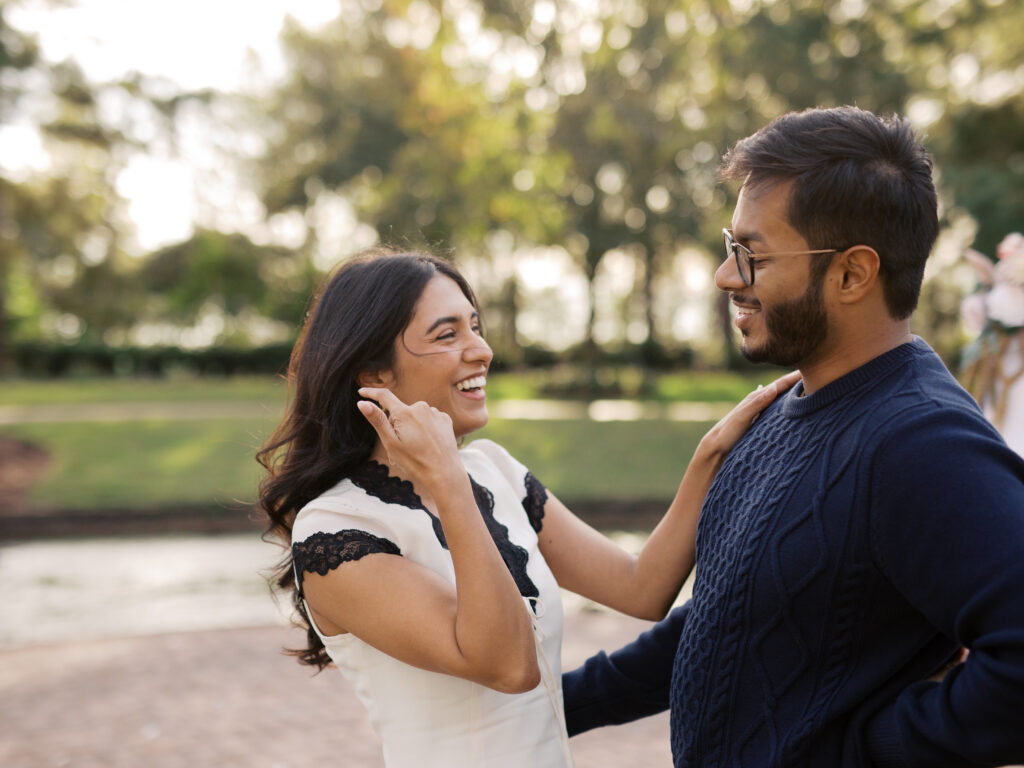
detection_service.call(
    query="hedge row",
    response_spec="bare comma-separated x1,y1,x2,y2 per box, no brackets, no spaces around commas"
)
5,338,701,378
10,341,296,377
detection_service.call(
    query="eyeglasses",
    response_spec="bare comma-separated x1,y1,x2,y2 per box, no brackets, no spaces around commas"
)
722,228,846,286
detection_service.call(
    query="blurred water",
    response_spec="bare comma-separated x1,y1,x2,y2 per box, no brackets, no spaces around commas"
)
0,530,689,649
0,534,290,648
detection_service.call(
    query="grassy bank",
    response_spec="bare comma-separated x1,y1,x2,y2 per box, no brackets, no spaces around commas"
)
3,416,713,511
0,369,774,512
0,367,782,406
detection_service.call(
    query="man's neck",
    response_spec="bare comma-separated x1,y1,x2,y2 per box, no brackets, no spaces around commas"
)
798,321,913,395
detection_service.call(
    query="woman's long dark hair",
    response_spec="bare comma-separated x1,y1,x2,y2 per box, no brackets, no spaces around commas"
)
257,246,479,669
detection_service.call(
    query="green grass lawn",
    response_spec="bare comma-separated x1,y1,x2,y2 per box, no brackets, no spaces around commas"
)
0,368,779,406
0,369,767,512
3,415,711,511
0,376,288,406
4,418,275,510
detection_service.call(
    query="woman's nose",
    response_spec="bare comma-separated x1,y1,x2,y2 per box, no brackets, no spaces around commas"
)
463,339,493,363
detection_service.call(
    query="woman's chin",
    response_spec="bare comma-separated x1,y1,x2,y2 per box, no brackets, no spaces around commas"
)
454,410,489,441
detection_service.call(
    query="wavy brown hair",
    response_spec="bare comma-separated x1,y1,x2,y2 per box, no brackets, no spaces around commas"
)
256,246,479,669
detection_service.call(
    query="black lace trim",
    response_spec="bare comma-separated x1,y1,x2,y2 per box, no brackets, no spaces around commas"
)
522,471,548,533
292,529,402,596
470,476,540,610
349,460,448,548
345,460,539,612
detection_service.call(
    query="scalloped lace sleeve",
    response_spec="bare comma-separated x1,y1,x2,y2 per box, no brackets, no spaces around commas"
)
292,529,401,597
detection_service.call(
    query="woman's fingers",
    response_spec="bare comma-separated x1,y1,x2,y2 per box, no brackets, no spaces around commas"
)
701,370,802,456
356,388,456,465
739,369,801,408
358,386,405,416
768,369,802,395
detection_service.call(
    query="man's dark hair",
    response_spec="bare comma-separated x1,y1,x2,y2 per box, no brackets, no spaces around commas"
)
719,106,939,319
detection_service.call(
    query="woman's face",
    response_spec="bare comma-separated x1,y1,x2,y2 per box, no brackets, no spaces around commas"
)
377,275,493,439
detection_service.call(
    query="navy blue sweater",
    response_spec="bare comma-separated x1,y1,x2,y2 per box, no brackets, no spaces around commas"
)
564,338,1024,767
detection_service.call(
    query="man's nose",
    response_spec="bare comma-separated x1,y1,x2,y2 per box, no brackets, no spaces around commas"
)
715,255,745,293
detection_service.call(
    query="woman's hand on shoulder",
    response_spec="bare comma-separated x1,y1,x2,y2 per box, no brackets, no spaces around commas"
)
698,370,801,460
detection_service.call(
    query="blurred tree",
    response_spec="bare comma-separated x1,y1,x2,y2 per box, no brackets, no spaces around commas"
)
139,229,316,346
0,3,40,371
0,8,135,368
234,0,1024,368
5,0,1021,373
254,1,570,360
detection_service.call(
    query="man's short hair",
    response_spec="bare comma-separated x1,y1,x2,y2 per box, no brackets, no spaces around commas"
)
719,106,939,319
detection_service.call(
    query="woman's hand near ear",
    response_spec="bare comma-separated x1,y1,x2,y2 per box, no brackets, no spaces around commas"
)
357,387,463,491
350,386,539,693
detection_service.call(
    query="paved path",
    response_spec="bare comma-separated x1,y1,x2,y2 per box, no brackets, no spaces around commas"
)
0,534,677,768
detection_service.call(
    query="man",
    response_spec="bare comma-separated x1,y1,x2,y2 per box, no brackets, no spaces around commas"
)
563,106,1024,767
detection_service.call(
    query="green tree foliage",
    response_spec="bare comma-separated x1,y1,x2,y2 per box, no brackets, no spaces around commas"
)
5,0,1023,373
1,9,132,368
259,6,565,247
140,229,317,344
255,0,1022,368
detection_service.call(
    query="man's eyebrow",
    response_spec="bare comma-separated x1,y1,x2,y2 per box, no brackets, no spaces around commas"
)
425,312,478,334
733,229,764,246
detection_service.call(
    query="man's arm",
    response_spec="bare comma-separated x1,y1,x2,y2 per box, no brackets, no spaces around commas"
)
563,602,689,735
862,408,1024,767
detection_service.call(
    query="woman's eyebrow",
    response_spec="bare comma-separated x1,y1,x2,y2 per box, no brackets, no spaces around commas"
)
425,316,458,334
424,311,479,334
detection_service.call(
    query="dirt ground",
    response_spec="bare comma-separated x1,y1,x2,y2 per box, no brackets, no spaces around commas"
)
0,615,672,768
0,436,49,514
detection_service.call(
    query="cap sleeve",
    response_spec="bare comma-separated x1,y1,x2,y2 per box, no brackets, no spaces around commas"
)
466,438,549,533
291,498,403,596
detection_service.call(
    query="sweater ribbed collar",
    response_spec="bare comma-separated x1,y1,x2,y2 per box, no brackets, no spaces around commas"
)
779,336,928,418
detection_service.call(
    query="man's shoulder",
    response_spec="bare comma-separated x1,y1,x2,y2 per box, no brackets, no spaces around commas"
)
857,342,982,427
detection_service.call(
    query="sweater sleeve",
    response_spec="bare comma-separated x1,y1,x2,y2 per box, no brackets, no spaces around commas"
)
863,407,1024,767
563,602,688,736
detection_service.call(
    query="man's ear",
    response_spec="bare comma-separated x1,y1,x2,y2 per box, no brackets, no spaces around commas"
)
357,368,394,388
834,245,881,305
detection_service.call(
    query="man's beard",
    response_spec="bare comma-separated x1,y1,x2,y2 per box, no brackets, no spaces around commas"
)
740,278,828,367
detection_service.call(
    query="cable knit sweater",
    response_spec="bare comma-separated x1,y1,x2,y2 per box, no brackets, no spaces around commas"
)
564,338,1024,767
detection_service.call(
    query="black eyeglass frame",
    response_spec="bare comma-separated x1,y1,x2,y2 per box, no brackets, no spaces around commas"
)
722,228,847,286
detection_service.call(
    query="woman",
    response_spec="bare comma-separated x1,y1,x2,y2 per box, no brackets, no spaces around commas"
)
257,247,797,768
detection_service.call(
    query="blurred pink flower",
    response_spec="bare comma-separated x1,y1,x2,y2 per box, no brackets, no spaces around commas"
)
996,232,1024,261
986,283,1024,328
964,248,995,286
994,248,1024,287
962,233,1024,331
960,293,988,334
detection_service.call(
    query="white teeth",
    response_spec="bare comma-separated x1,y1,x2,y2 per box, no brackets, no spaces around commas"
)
456,376,487,391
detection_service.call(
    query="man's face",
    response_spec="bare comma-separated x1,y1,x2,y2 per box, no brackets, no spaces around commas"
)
715,180,832,367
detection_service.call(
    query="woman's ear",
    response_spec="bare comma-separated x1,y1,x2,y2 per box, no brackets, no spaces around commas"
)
357,368,394,388
835,245,881,305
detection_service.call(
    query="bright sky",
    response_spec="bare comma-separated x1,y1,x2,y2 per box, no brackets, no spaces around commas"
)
3,0,340,251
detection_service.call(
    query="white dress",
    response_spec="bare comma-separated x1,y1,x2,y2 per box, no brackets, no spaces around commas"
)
291,439,573,768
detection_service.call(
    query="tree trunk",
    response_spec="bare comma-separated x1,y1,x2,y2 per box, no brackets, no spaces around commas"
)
716,290,741,368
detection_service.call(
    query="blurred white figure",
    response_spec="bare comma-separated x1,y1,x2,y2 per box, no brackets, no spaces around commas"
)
961,233,1024,456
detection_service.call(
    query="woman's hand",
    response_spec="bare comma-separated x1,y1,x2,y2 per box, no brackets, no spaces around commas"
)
698,370,802,460
535,369,801,621
357,387,462,490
